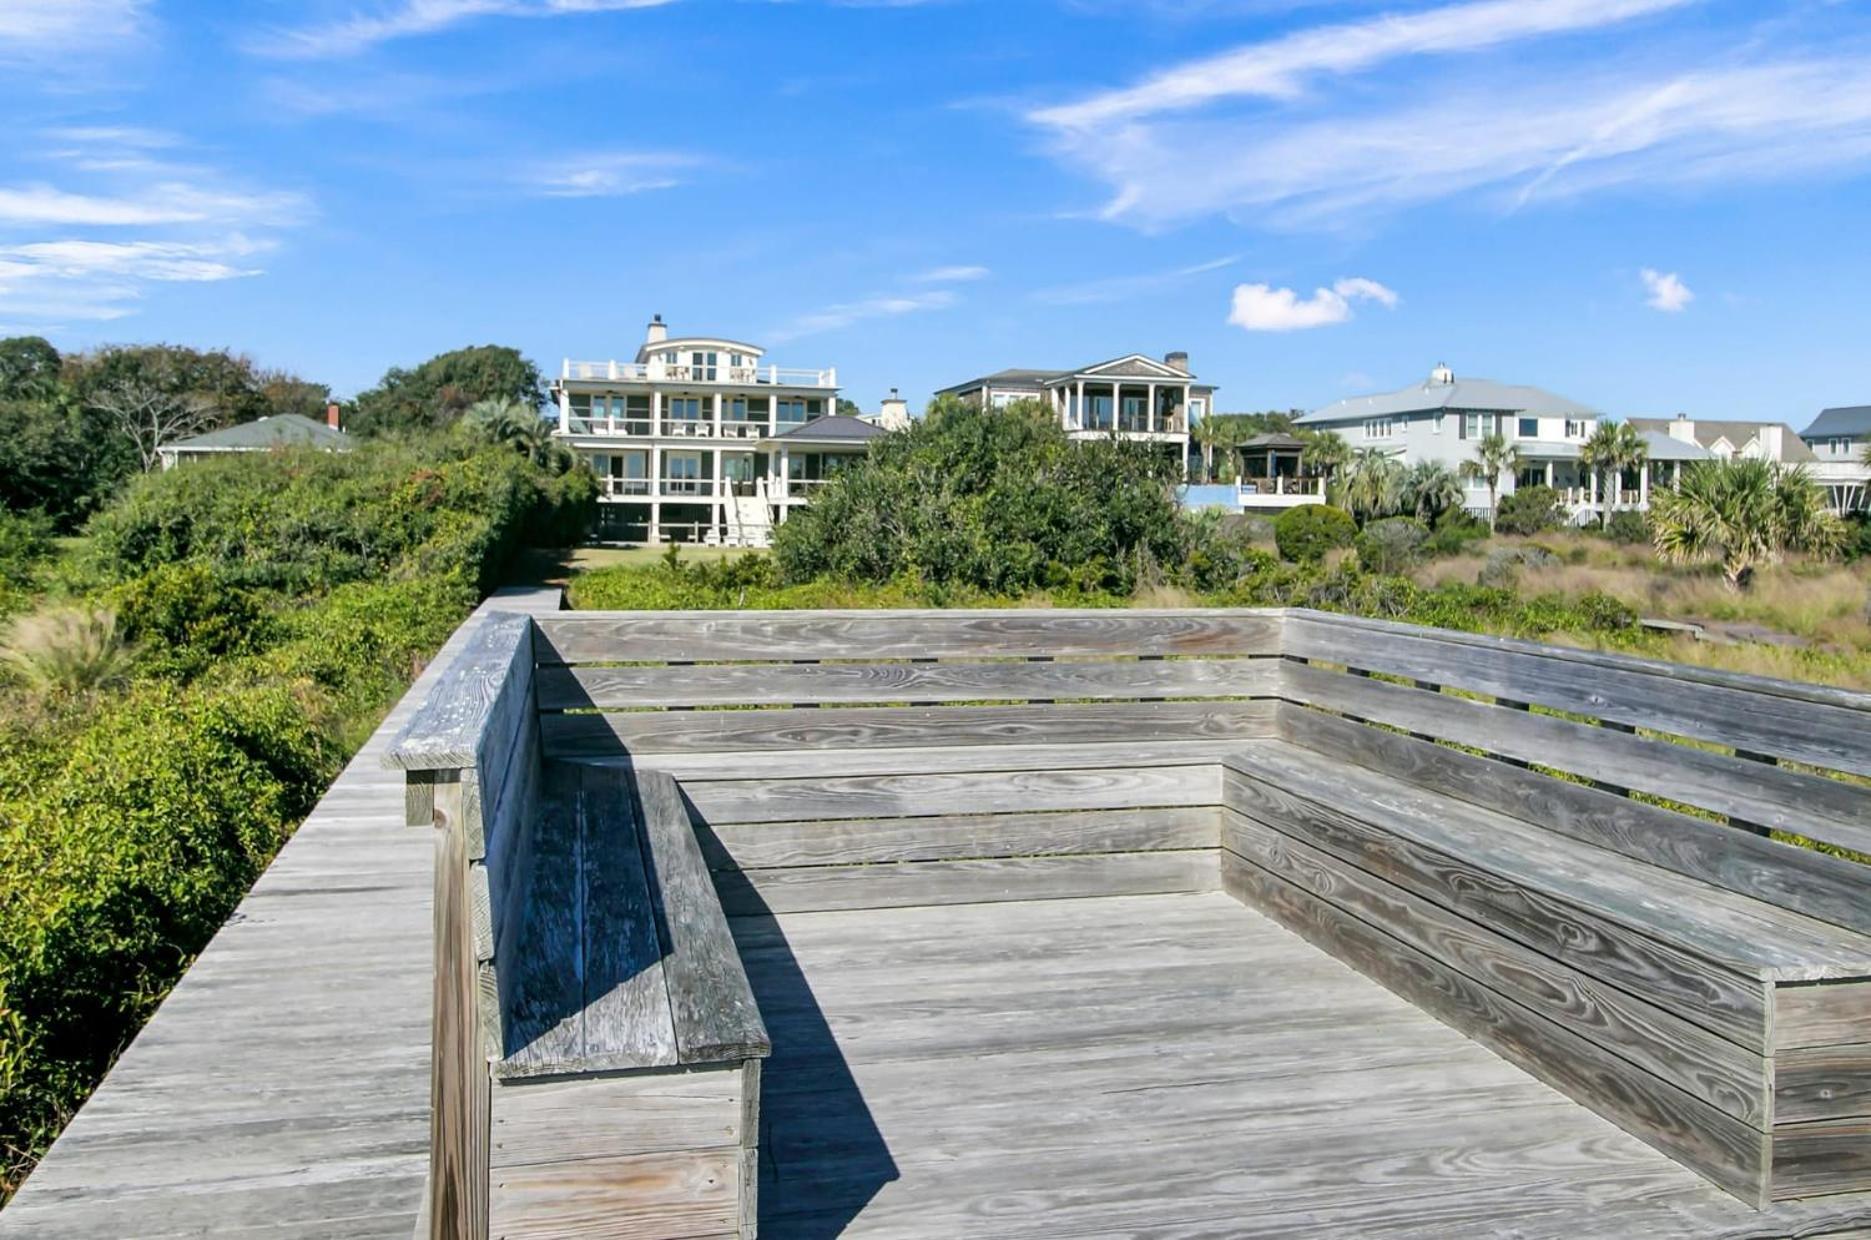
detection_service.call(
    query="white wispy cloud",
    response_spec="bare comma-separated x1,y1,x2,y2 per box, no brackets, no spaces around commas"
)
1031,0,1694,129
0,183,307,228
249,0,678,59
769,289,958,343
524,151,703,198
0,0,148,56
1227,276,1396,331
1640,267,1692,312
915,264,991,283
1042,55,1871,229
1033,254,1237,306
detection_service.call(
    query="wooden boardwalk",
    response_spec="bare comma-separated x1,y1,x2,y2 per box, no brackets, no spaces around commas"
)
742,892,1871,1239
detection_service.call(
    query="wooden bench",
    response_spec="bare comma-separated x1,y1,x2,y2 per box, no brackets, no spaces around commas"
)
389,605,1871,1233
388,616,768,1240
1223,611,1871,1208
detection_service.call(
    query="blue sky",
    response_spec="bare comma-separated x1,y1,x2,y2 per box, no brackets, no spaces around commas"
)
1,0,1869,427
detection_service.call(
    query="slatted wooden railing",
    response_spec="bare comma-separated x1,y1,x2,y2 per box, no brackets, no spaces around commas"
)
393,605,1871,1229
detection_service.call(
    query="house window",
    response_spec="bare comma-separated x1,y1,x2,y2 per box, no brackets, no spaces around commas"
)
691,351,718,381
667,397,703,421
1432,413,1444,434
1363,418,1396,439
1190,398,1207,419
1518,417,1539,438
1565,419,1588,439
1461,412,1497,439
778,398,808,424
665,452,701,480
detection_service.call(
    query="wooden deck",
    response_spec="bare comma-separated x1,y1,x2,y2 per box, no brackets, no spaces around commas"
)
743,891,1871,1239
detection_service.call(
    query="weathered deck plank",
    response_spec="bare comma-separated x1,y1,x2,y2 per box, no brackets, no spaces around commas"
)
740,892,1871,1238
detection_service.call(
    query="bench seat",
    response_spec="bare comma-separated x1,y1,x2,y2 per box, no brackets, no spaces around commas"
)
1221,735,1871,1206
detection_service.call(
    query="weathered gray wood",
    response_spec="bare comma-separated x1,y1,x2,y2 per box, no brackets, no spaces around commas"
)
386,610,534,771
713,850,1218,914
685,764,1221,827
1776,1043,1871,1124
487,1147,739,1239
488,1066,742,1169
632,769,771,1064
701,806,1220,871
430,782,489,1240
1281,703,1871,937
1222,754,1773,1048
1281,661,1871,857
1778,981,1871,1050
1220,852,1774,1206
1226,744,1871,982
1221,810,1771,1126
597,739,1245,784
1772,1117,1871,1200
533,608,1284,664
496,764,678,1078
541,700,1276,759
538,655,1279,710
1283,609,1871,777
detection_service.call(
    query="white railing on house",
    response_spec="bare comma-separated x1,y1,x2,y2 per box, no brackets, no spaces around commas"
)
562,359,837,388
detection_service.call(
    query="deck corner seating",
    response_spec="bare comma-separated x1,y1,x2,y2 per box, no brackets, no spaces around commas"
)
389,605,1871,1237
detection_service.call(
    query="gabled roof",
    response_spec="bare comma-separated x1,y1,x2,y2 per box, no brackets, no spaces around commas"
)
166,414,349,452
770,414,886,444
1804,406,1871,438
1626,418,1816,462
1299,373,1597,425
1071,353,1191,381
1638,430,1712,461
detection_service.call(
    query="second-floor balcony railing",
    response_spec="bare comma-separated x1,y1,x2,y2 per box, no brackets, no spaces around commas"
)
562,359,837,388
566,416,654,437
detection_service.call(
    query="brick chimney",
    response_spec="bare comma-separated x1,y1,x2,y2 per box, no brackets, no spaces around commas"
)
326,402,342,430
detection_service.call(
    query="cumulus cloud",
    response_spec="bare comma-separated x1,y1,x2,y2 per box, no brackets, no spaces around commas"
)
1227,276,1397,331
1640,267,1693,312
249,0,679,59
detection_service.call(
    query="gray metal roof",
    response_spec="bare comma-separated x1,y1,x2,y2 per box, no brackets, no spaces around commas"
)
1804,406,1871,438
1299,372,1598,425
770,414,886,444
166,414,350,452
1637,430,1712,461
933,368,1068,396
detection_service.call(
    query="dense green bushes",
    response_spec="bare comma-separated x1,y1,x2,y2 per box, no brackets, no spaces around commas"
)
772,399,1192,596
1494,485,1565,535
1274,504,1355,562
1354,517,1429,574
0,435,586,1198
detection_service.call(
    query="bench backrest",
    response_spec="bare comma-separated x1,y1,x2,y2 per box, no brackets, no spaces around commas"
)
1279,609,1871,934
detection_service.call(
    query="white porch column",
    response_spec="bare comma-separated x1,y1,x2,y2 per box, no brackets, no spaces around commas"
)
1146,382,1157,433
1545,460,1553,488
651,444,663,505
1639,464,1650,510
556,387,569,433
651,389,662,434
1589,469,1598,509
1075,379,1084,429
713,391,724,437
779,448,791,500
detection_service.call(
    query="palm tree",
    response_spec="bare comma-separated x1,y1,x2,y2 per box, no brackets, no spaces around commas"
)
1296,429,1349,483
465,397,574,473
1650,459,1845,590
1401,460,1465,523
1460,431,1521,529
1191,415,1225,483
1331,448,1406,524
1582,421,1649,524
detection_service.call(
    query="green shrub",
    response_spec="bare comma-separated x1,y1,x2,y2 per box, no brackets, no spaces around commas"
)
0,511,51,618
1274,504,1356,562
112,563,274,678
0,682,332,1176
1840,513,1871,562
1478,544,1559,588
1354,517,1429,574
1424,508,1489,557
772,398,1191,596
1603,508,1650,544
1494,485,1565,536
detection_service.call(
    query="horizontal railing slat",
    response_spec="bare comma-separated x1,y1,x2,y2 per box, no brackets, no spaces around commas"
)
533,609,1284,664
1281,661,1871,858
538,657,1278,710
1284,611,1871,778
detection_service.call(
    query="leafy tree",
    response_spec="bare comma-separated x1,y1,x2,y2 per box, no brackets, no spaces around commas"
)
463,397,577,474
773,397,1190,595
1330,448,1406,524
349,345,543,436
836,398,863,417
1650,459,1845,590
1494,484,1565,536
0,338,61,400
1461,431,1521,530
1295,428,1349,480
257,370,332,420
1582,421,1648,524
68,344,268,427
87,379,220,473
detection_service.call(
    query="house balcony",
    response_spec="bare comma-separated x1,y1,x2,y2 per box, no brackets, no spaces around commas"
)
562,358,837,388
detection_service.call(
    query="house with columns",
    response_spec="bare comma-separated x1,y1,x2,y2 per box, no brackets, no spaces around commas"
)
1800,405,1871,512
934,351,1209,474
550,316,880,544
1297,364,1712,521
